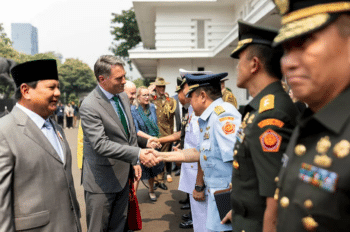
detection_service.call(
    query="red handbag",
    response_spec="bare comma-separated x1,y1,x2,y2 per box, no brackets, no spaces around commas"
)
127,179,142,231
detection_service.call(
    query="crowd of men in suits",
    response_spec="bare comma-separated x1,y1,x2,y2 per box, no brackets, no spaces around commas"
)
1,0,350,232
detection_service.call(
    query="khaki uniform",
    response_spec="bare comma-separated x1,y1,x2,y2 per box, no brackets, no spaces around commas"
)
222,88,238,108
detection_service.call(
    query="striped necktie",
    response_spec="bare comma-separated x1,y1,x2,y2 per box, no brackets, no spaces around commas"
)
112,95,129,139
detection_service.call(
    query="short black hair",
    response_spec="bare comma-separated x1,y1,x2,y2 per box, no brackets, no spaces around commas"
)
15,81,39,101
246,44,284,80
194,84,222,101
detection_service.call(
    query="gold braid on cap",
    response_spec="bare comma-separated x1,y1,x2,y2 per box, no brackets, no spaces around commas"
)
282,2,350,25
231,38,253,54
188,84,200,91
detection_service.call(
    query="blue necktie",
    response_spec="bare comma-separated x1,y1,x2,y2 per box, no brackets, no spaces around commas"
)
43,120,64,162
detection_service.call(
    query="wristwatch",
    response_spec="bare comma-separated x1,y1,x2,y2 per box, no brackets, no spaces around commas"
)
195,184,206,192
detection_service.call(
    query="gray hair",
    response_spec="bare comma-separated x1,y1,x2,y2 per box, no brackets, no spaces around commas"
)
133,86,149,108
94,55,125,82
125,80,136,89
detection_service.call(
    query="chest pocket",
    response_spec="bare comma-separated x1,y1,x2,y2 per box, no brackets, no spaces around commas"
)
201,142,215,170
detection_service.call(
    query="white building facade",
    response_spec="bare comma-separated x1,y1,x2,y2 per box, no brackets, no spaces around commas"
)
129,0,281,106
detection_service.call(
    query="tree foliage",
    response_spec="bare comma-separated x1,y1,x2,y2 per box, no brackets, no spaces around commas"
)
110,8,141,66
133,77,150,88
0,23,11,46
58,58,96,103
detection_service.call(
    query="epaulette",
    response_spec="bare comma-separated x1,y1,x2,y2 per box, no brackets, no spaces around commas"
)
214,106,225,116
259,94,275,113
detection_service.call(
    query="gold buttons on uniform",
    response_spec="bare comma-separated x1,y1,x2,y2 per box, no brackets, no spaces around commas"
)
274,188,280,200
191,165,193,168
200,128,203,132
314,154,332,168
234,150,238,155
233,160,239,170
274,176,279,183
304,199,313,209
203,155,207,161
295,144,306,156
333,140,350,158
302,216,318,231
280,196,289,208
316,136,331,154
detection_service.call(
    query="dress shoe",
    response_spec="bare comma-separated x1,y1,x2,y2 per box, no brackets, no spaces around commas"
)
175,169,181,176
181,203,190,210
179,220,193,229
179,198,189,204
181,213,192,221
155,182,168,190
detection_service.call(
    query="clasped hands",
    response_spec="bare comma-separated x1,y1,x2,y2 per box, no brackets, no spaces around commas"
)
139,149,162,168
146,137,162,149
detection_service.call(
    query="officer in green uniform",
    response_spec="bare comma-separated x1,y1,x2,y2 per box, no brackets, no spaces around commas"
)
221,78,238,108
271,0,350,231
221,21,299,231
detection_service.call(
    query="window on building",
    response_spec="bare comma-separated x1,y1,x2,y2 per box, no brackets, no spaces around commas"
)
197,20,205,49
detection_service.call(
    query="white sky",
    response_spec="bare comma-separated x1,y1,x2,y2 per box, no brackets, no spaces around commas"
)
0,0,141,79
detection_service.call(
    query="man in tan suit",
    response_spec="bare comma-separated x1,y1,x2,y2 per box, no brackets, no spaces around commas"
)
0,59,81,231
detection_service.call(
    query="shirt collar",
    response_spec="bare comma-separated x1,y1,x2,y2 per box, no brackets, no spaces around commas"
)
248,81,284,111
199,98,224,122
98,84,115,100
16,103,46,129
300,86,350,134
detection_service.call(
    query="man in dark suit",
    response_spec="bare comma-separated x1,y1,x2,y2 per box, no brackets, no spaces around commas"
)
0,59,81,231
80,55,159,232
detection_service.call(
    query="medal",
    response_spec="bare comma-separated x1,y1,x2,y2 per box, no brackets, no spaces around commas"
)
333,140,350,158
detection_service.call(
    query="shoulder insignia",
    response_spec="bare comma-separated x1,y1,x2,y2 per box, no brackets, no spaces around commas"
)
260,129,282,152
219,116,234,122
258,119,285,128
259,94,275,113
222,121,235,135
214,106,225,116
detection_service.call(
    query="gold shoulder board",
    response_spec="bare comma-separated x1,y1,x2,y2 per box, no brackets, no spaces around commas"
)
214,106,225,116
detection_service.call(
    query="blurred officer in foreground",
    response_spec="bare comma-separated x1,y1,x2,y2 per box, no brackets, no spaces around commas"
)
124,80,137,105
271,0,350,231
221,78,238,108
155,72,241,232
0,60,81,231
221,21,299,232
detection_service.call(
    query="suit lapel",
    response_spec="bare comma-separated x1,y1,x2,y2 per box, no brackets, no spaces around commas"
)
12,107,64,164
95,87,128,140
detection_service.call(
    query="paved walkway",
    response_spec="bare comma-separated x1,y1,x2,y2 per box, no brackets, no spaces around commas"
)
65,127,192,232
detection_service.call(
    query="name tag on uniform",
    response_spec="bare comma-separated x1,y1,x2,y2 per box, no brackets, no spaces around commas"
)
299,163,338,193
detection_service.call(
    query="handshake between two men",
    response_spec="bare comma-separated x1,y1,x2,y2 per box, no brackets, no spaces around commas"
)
139,146,201,168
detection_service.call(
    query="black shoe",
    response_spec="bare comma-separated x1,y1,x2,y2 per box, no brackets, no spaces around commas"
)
181,213,192,221
179,198,189,204
179,220,193,229
181,203,190,210
175,169,181,176
157,183,168,190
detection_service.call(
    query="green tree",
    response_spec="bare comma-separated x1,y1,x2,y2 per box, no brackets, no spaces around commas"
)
110,8,141,69
58,58,96,103
0,23,12,46
133,77,150,88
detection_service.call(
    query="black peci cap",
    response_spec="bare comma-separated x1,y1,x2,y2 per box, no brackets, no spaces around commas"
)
11,59,59,88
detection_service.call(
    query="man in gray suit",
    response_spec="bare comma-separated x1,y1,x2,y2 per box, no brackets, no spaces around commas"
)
0,59,81,231
80,55,159,232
